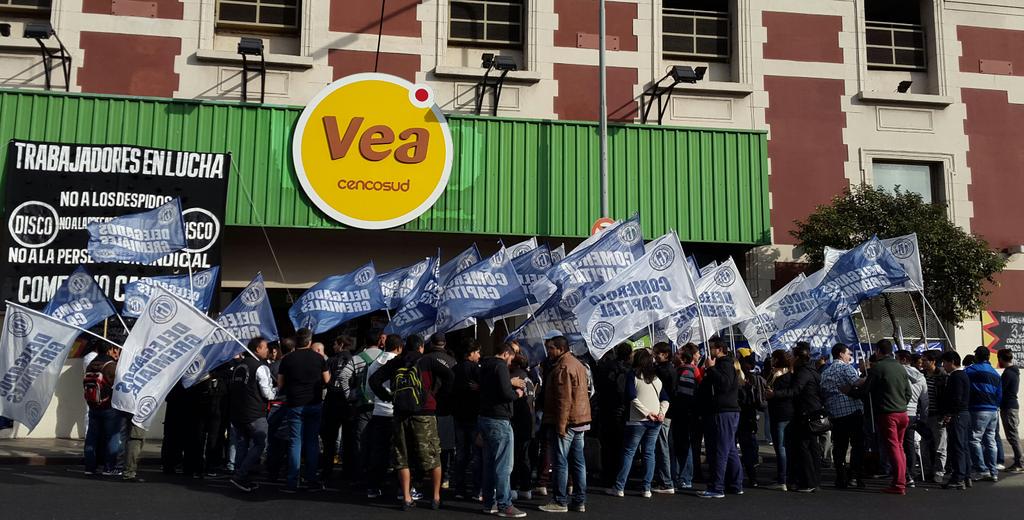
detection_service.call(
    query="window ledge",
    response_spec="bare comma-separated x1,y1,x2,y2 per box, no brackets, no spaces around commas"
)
194,49,314,69
0,39,60,53
672,81,755,97
433,65,542,84
856,91,954,108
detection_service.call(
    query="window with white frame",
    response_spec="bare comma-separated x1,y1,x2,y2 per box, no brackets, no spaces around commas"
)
865,1,926,71
662,0,730,62
449,0,524,48
873,161,942,204
0,0,50,15
217,0,300,33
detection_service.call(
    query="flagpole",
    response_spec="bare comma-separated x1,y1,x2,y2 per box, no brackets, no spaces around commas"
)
186,252,195,298
918,290,953,348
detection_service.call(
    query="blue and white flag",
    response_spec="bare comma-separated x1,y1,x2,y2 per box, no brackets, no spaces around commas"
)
181,273,279,388
113,286,220,429
507,237,538,259
43,266,116,329
770,305,860,355
576,233,697,359
385,257,443,337
0,303,83,430
814,236,910,318
550,244,566,263
738,273,805,355
122,266,220,318
289,262,386,333
686,256,700,281
435,248,530,333
87,198,187,264
380,266,412,310
485,245,557,329
654,258,757,346
439,245,481,285
699,260,720,278
824,233,924,293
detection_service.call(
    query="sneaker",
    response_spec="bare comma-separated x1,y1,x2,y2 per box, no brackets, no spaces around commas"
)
1009,466,1024,474
906,480,916,488
696,490,725,499
765,483,787,491
483,505,499,515
730,489,745,495
996,464,1006,471
280,487,298,494
880,487,906,495
101,469,123,477
402,501,416,511
121,475,145,483
398,488,424,501
230,478,253,492
970,472,985,481
641,490,652,498
538,503,568,513
676,483,693,490
518,490,533,501
432,500,442,511
795,488,816,493
985,474,998,482
568,504,585,513
605,488,624,497
533,487,548,497
652,486,675,495
942,481,965,490
367,489,382,499
498,506,528,518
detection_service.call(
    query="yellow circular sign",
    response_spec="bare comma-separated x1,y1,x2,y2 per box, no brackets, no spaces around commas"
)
292,73,453,229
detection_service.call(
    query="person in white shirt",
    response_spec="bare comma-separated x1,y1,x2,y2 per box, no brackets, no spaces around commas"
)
362,333,406,498
607,348,670,498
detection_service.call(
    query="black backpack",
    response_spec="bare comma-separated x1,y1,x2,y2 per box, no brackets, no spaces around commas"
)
742,373,769,411
392,358,426,416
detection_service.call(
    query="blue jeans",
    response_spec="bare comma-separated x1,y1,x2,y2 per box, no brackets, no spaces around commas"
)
670,415,694,487
970,410,999,476
654,418,672,487
84,407,126,473
771,420,789,484
234,417,268,482
706,412,743,494
479,417,515,509
285,403,323,489
614,422,661,492
551,428,587,506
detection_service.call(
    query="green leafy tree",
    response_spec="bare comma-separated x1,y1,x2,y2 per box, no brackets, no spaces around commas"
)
791,184,1006,326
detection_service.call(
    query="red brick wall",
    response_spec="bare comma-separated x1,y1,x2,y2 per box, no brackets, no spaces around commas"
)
328,49,420,83
764,76,848,244
77,32,180,97
987,270,1024,313
763,12,843,63
959,26,1024,76
553,64,637,122
553,0,637,52
82,0,183,19
963,88,1024,250
330,0,420,37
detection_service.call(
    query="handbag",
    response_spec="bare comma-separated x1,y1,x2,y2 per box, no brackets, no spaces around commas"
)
806,409,832,434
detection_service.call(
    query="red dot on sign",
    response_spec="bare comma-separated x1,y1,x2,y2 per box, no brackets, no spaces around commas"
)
414,88,429,103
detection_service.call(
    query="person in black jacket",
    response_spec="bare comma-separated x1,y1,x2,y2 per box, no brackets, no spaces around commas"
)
765,350,794,491
478,342,527,517
696,340,744,499
941,351,972,489
452,339,482,499
770,342,824,492
228,337,276,492
509,345,537,500
594,343,632,489
997,349,1022,472
652,342,678,493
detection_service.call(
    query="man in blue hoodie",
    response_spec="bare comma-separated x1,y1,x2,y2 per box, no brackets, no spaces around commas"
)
965,346,1003,482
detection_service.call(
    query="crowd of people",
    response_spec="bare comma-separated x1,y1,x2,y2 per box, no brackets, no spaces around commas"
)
79,329,1022,515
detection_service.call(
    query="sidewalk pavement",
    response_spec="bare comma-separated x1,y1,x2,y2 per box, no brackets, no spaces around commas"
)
0,438,163,466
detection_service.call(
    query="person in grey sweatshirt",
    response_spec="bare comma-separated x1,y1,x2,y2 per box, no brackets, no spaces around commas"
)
898,350,929,487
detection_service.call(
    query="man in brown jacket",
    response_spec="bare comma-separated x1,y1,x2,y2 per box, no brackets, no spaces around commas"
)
539,335,591,513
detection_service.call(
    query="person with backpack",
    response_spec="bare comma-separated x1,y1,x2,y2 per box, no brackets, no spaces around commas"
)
478,341,528,518
738,355,768,488
340,333,385,483
422,333,458,491
820,343,866,489
228,337,276,492
669,343,702,491
364,334,407,499
319,335,354,486
277,328,330,493
369,332,454,510
83,343,125,476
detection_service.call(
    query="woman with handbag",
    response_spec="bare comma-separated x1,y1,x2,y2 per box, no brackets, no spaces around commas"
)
766,350,795,491
767,342,825,493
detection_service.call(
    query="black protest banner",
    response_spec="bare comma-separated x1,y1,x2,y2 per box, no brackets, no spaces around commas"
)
1,140,230,307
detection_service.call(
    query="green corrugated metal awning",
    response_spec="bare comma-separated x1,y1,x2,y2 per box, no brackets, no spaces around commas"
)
0,89,770,245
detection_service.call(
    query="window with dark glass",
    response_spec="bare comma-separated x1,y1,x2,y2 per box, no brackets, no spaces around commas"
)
662,0,730,61
449,0,524,47
873,161,943,204
0,0,51,14
217,0,299,32
865,2,926,71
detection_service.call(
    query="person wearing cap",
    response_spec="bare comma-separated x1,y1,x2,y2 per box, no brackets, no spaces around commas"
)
422,332,458,492
538,334,592,513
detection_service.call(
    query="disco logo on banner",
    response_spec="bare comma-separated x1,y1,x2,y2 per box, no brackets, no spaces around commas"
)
182,208,221,254
7,201,59,248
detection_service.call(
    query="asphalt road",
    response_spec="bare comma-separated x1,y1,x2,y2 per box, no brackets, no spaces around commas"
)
0,464,1019,520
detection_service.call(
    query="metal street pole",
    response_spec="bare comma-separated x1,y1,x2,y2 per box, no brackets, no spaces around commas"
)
598,0,609,218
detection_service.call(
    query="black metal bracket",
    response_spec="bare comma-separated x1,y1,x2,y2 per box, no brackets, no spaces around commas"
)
639,72,681,125
33,34,71,92
474,66,510,116
241,52,266,104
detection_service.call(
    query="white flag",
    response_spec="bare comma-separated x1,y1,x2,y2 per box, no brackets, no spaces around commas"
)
113,286,220,429
699,260,720,278
823,234,922,292
576,233,697,359
738,273,805,355
507,237,538,259
655,258,757,346
0,303,83,430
